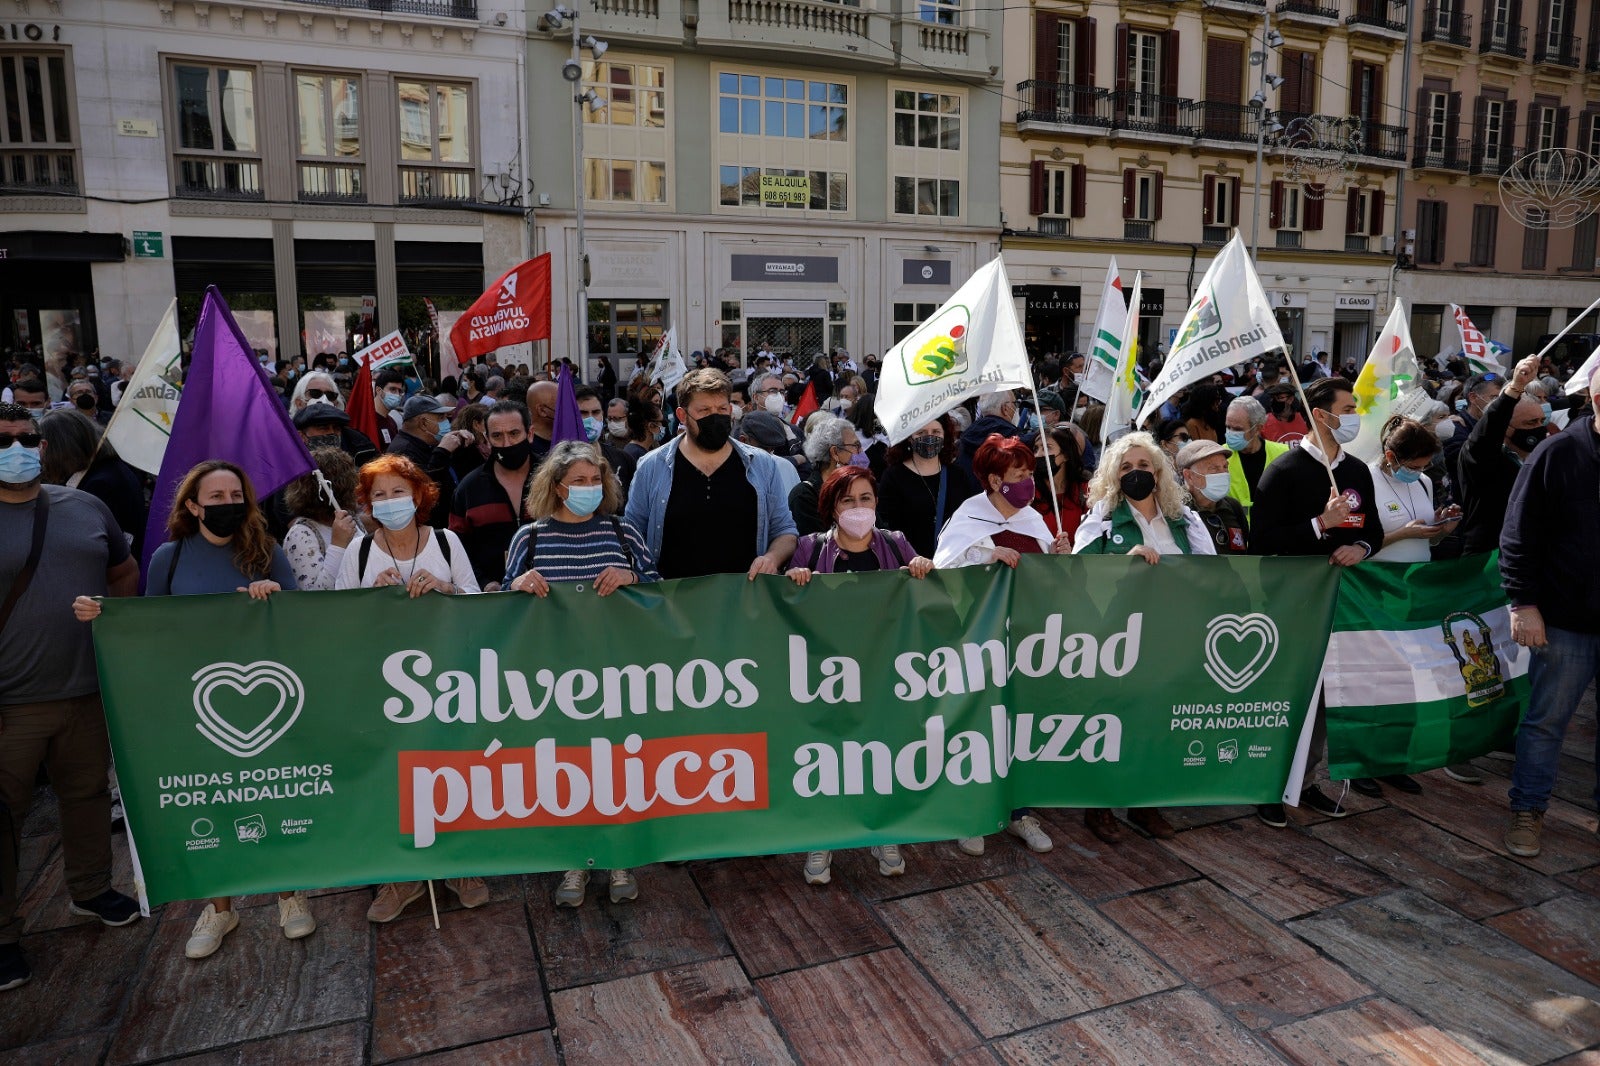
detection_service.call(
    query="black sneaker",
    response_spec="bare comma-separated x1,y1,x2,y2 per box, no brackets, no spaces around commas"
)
1256,803,1288,828
1378,773,1422,795
68,889,141,927
0,944,30,992
1299,786,1350,818
1348,777,1383,798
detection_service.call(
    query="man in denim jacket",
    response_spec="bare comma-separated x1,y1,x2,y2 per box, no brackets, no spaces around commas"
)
625,369,797,580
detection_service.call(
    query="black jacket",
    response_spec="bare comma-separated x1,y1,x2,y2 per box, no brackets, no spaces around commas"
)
1454,390,1519,554
1249,446,1379,557
956,415,1021,479
1500,415,1600,633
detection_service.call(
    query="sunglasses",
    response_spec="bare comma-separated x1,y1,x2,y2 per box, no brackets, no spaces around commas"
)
305,388,336,401
0,432,43,449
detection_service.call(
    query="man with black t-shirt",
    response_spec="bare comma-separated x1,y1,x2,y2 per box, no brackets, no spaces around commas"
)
449,401,536,590
1250,376,1380,826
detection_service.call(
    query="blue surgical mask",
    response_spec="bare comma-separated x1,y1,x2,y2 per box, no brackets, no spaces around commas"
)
1198,471,1231,502
1224,429,1249,452
382,392,404,411
1331,412,1362,444
1540,402,1553,421
582,417,603,443
564,484,604,517
1454,399,1468,413
371,496,417,530
1391,465,1424,485
0,443,43,485
436,419,450,441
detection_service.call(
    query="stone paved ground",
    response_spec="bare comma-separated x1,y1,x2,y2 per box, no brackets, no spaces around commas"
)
3,696,1597,1066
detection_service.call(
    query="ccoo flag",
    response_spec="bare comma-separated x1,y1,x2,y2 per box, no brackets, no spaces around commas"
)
140,288,315,574
1079,259,1122,404
1450,304,1504,374
1137,234,1284,424
650,325,687,393
876,256,1033,443
449,254,553,362
1101,272,1143,444
1346,301,1432,463
102,299,182,475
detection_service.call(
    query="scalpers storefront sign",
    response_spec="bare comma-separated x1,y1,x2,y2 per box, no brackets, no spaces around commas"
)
93,557,1337,906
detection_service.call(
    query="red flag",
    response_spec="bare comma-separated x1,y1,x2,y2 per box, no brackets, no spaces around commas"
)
790,380,819,427
449,254,553,361
346,352,384,451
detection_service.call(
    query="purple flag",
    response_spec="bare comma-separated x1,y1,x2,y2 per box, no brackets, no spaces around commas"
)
550,363,587,445
141,287,314,575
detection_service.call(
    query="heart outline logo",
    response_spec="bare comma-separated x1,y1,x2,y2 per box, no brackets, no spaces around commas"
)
1203,613,1280,694
191,661,305,759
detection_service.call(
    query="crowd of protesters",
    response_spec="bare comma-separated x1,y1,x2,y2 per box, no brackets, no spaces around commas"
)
2,329,1597,992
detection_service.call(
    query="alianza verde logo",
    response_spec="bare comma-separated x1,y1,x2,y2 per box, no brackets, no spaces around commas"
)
1174,289,1223,351
900,305,971,386
191,661,306,758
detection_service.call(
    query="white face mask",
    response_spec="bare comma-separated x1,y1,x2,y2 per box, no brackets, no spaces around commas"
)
1433,420,1456,442
764,393,785,415
1194,471,1231,502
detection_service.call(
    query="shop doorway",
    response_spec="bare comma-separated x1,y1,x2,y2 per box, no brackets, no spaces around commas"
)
1332,312,1371,375
745,299,827,368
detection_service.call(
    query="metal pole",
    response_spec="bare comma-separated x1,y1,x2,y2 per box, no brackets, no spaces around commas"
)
571,16,587,378
1250,6,1273,262
1385,0,1417,312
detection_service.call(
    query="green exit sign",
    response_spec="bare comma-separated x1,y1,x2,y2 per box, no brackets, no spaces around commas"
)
133,230,163,258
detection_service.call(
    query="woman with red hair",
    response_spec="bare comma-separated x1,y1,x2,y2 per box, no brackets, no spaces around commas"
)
786,465,933,888
932,432,1070,858
336,454,485,924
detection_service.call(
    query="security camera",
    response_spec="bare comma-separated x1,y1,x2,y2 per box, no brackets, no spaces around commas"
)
562,59,583,82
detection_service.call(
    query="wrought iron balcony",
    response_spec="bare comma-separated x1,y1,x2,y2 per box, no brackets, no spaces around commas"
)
1533,30,1583,67
285,0,478,17
1589,35,1600,70
1350,120,1409,161
1276,231,1303,249
298,162,365,203
1345,234,1371,252
1479,20,1528,58
1421,4,1473,45
174,155,263,200
398,164,476,205
1346,0,1405,33
1469,143,1516,175
1124,220,1154,240
0,149,78,196
1015,81,1114,128
1112,91,1196,137
1188,100,1263,144
1411,138,1472,172
1275,0,1339,19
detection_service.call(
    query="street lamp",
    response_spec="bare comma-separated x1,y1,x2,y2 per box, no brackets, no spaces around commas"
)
543,8,608,369
1250,7,1282,262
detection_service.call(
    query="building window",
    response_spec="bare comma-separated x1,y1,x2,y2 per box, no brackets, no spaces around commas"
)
170,62,261,199
718,166,846,210
1522,214,1548,270
717,73,848,140
396,80,474,203
1571,214,1597,270
1039,166,1071,216
1489,0,1511,40
1209,177,1237,227
1470,204,1498,266
1416,200,1446,264
1585,113,1600,156
1125,169,1161,221
585,159,667,204
293,72,362,203
1534,105,1561,151
1056,21,1076,84
893,90,961,150
918,0,961,26
894,176,959,216
587,299,667,357
721,301,743,352
893,302,940,343
829,300,847,353
585,61,666,128
583,61,669,207
1126,29,1161,120
1282,185,1303,230
0,51,77,193
1426,91,1450,153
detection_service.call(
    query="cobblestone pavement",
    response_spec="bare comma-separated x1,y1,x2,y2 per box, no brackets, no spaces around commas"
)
3,696,1596,1065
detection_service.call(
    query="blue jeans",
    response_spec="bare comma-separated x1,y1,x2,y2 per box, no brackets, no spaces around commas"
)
1509,625,1600,812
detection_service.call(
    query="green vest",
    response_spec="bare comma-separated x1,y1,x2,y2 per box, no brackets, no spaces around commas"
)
1078,500,1193,554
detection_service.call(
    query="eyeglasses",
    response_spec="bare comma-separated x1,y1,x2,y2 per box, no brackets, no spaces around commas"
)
305,389,335,401
0,432,43,448
1171,434,1193,444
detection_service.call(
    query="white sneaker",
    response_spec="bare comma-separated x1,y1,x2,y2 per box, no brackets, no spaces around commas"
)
1007,814,1054,853
185,903,239,959
957,836,985,856
1444,764,1485,785
609,869,639,903
872,844,906,877
277,893,316,940
554,869,589,908
803,851,832,884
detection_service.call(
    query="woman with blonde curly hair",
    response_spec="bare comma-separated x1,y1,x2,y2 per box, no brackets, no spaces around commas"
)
1074,430,1213,845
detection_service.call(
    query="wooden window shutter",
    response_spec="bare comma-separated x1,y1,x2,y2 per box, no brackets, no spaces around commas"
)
1269,179,1284,228
1035,14,1061,84
1447,91,1462,138
1346,188,1362,234
1505,100,1520,152
1473,94,1489,142
1203,175,1217,225
1556,106,1571,147
1205,38,1242,104
1076,18,1097,87
1071,163,1087,217
1114,24,1131,93
1161,30,1180,100
1369,189,1385,236
1433,203,1448,262
1304,187,1325,231
1230,179,1241,227
1029,161,1047,215
1122,168,1135,219
1153,172,1164,220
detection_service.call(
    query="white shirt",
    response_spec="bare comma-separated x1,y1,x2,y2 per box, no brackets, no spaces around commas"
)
1369,463,1435,563
1132,506,1182,555
335,527,480,593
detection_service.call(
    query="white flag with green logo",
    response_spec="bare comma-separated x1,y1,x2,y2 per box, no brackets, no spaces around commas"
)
1137,234,1284,424
877,256,1033,443
1079,259,1122,404
103,299,182,476
1101,272,1143,444
1346,300,1432,464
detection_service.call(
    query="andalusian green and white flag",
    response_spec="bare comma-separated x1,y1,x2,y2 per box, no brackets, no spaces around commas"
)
1101,271,1143,444
1323,553,1528,779
102,299,182,476
1080,259,1122,404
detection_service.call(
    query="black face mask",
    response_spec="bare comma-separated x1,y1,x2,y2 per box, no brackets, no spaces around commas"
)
1034,458,1057,498
1509,427,1546,453
494,440,532,469
1120,469,1157,502
911,434,944,460
73,393,97,410
690,413,733,451
199,502,249,538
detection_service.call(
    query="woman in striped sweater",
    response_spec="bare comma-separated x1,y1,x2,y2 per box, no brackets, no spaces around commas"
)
502,440,659,909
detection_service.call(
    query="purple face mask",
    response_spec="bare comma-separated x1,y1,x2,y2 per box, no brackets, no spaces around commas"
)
998,478,1035,507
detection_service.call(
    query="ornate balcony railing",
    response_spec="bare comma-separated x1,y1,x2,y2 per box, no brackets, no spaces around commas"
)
0,149,78,195
1275,0,1339,19
1533,29,1583,66
285,0,477,18
1346,0,1405,32
1411,138,1472,172
298,162,365,203
398,164,476,205
1015,81,1114,127
1421,4,1473,45
175,155,263,200
1480,19,1528,58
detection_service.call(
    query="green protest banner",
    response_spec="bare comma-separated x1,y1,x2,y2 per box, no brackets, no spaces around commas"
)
1324,552,1527,779
93,555,1338,906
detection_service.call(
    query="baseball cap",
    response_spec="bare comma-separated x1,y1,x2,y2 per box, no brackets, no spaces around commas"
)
738,410,791,452
292,402,350,429
401,394,453,421
1175,439,1230,470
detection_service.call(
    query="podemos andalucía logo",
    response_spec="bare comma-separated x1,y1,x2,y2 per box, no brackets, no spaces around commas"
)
191,661,306,758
